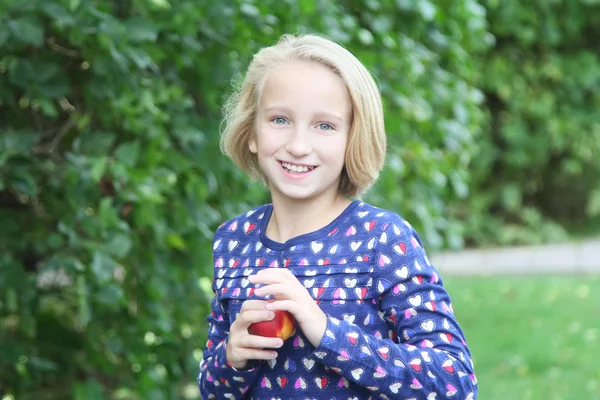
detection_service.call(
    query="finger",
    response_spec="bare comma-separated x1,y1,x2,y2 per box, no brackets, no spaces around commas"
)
243,334,284,350
239,299,269,312
263,299,308,323
237,309,277,326
264,299,298,313
248,269,294,284
236,348,279,361
254,283,293,298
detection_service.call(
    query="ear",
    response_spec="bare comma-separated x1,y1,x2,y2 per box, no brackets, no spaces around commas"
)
249,137,258,154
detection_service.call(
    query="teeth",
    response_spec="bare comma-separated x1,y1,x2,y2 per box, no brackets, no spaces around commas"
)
282,162,313,173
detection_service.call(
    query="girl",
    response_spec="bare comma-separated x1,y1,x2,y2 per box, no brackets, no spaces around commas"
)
198,33,477,400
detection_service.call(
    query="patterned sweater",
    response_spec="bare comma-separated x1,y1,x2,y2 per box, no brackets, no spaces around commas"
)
198,201,478,399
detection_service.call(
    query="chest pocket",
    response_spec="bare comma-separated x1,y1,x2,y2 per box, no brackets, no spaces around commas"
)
289,262,375,304
215,262,376,324
292,263,392,339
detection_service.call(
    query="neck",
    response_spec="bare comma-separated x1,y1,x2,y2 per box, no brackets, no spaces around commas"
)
266,193,352,243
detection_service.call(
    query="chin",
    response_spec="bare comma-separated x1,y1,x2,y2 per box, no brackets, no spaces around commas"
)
270,185,316,201
281,190,317,201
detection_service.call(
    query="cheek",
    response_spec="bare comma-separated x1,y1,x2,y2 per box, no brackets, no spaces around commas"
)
256,129,284,154
323,137,348,163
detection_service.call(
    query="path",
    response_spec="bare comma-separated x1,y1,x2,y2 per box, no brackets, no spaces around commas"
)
430,238,600,275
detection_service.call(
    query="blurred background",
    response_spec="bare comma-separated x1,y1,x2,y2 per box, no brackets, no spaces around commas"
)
1,0,599,399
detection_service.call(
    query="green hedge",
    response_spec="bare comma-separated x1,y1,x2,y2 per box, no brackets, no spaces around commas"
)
462,0,600,247
0,0,488,398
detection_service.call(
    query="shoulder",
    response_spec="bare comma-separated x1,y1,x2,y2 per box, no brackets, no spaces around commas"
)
351,201,426,249
357,203,439,282
351,201,416,235
213,203,271,240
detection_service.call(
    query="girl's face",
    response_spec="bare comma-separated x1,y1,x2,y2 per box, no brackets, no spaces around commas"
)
250,61,352,205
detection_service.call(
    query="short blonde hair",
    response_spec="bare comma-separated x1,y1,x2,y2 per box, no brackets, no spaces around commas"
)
220,33,386,198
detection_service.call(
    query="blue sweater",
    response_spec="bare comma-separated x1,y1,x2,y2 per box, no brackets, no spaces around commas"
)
198,201,477,399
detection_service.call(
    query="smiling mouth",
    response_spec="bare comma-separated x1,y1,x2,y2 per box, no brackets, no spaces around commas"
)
279,161,317,173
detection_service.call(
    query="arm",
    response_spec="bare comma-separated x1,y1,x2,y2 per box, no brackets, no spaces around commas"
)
310,220,478,399
197,291,262,399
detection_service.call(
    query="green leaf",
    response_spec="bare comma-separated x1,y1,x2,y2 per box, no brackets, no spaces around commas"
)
137,182,164,203
41,3,76,25
8,58,36,87
69,0,81,11
0,131,38,154
8,17,44,46
90,156,108,182
148,0,171,9
34,98,59,118
125,47,154,69
39,75,72,97
0,24,9,47
33,62,61,83
28,356,59,372
126,18,158,42
450,172,469,199
299,0,316,14
74,380,105,400
47,233,64,249
587,189,600,217
166,233,187,250
98,197,118,227
76,275,91,328
115,141,140,167
90,252,117,282
94,283,124,309
72,131,117,156
108,43,129,71
106,233,132,258
6,288,18,312
10,169,37,197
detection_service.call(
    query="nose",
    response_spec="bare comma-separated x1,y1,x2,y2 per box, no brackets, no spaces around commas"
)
285,126,312,156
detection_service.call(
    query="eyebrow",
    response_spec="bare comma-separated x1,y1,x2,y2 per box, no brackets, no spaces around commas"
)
263,107,345,124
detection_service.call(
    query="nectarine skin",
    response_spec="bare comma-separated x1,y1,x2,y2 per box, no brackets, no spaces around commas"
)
248,308,295,340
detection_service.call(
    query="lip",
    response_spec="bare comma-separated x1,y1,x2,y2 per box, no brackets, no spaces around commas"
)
278,160,317,179
279,160,317,169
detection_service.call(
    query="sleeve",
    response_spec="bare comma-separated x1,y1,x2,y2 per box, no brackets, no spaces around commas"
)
197,234,263,399
308,219,478,399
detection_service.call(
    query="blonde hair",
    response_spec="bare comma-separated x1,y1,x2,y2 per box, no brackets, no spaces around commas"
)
220,33,386,198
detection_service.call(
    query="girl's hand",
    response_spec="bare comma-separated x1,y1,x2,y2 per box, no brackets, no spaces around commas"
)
225,300,284,370
248,269,327,348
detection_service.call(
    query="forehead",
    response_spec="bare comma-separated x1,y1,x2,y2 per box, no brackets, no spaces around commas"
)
258,61,352,118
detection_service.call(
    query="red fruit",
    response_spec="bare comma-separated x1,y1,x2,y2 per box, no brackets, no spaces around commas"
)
248,301,295,340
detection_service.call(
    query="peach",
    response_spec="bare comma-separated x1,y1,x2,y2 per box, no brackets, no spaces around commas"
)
248,301,295,340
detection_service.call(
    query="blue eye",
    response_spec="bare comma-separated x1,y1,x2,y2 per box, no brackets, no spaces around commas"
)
272,117,288,125
318,123,334,131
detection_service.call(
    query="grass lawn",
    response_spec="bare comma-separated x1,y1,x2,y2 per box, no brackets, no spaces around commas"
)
444,274,600,400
